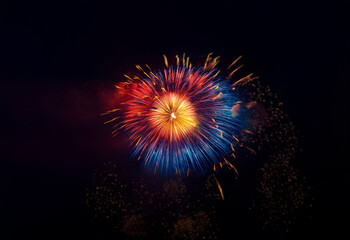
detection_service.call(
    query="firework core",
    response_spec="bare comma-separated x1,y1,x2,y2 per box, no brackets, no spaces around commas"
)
149,93,197,142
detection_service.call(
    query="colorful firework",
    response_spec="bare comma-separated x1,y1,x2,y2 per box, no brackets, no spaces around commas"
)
103,53,258,175
90,70,312,237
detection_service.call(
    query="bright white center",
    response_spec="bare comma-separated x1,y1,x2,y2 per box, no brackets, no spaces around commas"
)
171,112,177,119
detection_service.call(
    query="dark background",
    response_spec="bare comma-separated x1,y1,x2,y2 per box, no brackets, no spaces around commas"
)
1,0,349,239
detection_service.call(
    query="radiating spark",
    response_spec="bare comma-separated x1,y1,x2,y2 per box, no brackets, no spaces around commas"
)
163,54,168,68
227,55,242,70
227,64,244,80
101,108,121,116
215,177,224,200
245,146,257,155
104,117,120,124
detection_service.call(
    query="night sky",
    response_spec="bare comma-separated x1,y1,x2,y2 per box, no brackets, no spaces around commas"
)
1,0,350,239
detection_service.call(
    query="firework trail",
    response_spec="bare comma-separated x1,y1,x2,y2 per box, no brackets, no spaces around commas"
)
104,53,257,175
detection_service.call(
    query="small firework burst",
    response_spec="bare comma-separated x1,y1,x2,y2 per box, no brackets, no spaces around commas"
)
172,211,216,240
103,53,258,175
85,162,126,222
86,161,223,239
253,158,311,231
120,214,147,238
241,80,312,232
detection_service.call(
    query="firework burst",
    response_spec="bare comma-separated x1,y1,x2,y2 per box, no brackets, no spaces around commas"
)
104,53,257,174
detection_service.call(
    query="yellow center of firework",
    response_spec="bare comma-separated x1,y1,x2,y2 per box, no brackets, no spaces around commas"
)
150,93,197,141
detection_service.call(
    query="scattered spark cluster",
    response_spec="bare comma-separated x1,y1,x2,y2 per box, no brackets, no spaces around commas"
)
103,53,258,175
240,81,312,231
86,162,221,239
85,162,126,222
253,157,311,231
172,211,213,240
